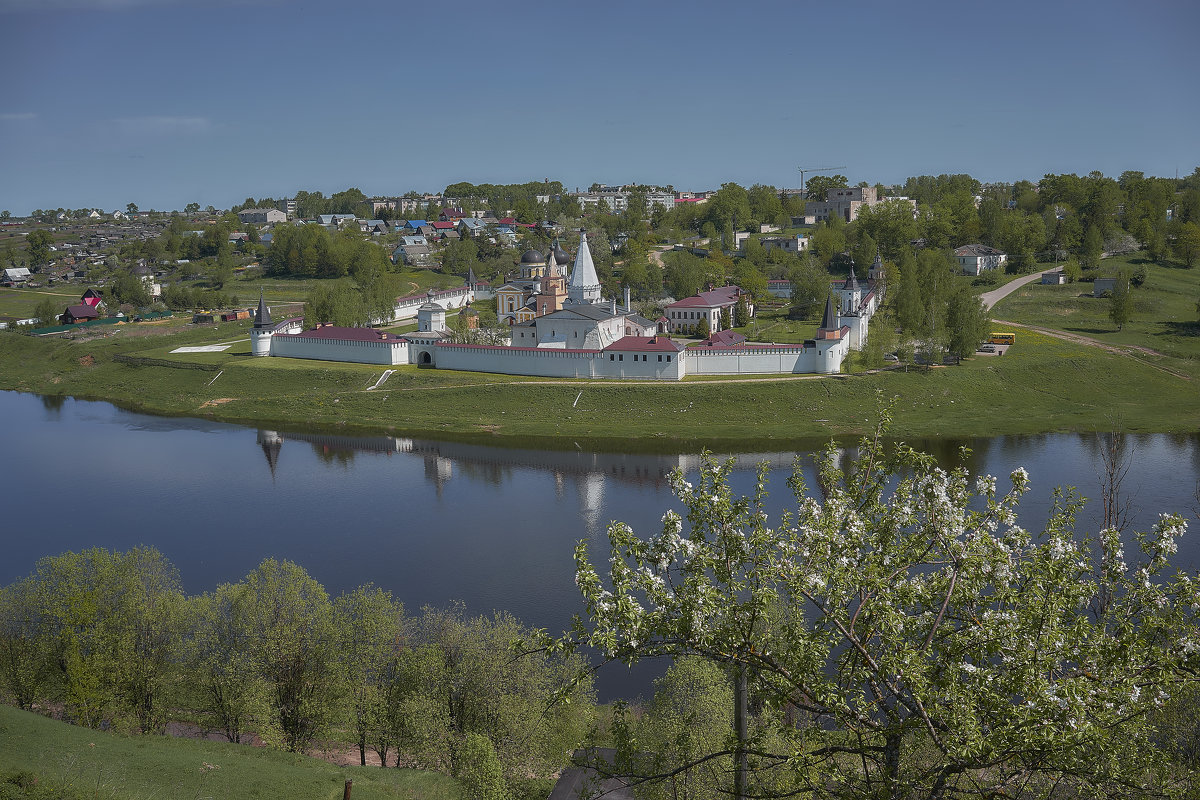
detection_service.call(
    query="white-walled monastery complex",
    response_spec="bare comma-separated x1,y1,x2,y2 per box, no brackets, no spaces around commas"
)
251,233,881,379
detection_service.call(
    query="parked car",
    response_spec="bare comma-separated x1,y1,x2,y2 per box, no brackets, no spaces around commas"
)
977,344,996,353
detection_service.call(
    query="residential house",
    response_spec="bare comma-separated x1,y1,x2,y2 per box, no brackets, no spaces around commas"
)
61,304,100,324
953,244,1007,275
2,267,31,284
458,218,487,237
81,288,104,308
438,207,465,221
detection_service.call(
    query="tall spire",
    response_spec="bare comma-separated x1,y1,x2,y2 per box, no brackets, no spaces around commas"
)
819,293,837,331
843,263,859,292
566,229,602,304
254,289,271,328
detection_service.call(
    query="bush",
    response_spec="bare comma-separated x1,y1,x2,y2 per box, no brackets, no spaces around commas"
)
455,733,508,800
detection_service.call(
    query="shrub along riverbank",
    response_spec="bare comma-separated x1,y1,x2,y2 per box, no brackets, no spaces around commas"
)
2,318,1198,449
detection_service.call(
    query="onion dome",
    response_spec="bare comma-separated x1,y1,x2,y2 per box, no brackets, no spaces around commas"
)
552,239,571,266
520,248,544,264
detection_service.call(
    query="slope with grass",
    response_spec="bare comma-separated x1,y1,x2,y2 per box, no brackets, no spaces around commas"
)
3,312,1198,450
0,705,462,800
991,254,1200,378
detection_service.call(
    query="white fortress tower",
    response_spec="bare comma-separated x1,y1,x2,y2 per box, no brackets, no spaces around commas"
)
416,294,447,332
250,291,274,356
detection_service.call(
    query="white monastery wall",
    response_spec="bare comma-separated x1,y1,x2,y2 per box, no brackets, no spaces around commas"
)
271,334,408,365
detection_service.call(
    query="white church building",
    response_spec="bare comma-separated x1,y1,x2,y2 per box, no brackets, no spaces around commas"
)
251,234,879,379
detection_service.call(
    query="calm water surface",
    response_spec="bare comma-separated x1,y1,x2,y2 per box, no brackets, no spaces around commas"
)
2,390,1198,698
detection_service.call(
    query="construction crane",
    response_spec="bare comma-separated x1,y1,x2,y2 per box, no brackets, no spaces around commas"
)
797,165,847,199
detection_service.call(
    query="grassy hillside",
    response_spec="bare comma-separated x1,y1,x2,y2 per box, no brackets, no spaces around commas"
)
0,705,462,800
992,254,1200,376
2,314,1197,449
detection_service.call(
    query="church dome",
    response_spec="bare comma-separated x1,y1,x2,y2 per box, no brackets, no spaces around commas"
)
552,242,570,265
520,248,544,264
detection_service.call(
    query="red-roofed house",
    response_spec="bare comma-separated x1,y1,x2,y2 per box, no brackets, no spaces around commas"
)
81,288,104,308
664,285,752,335
62,304,99,324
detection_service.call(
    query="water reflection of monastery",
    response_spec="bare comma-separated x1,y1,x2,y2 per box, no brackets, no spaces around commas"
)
256,429,823,534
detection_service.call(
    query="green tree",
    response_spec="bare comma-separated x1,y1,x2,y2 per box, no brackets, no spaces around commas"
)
126,203,138,215
32,547,184,733
24,229,53,268
945,285,990,359
334,585,404,767
696,316,710,339
0,578,53,709
241,559,339,752
188,583,273,744
567,415,1200,799
733,296,750,327
1174,221,1200,267
1109,270,1132,331
804,173,847,201
184,202,201,214
1081,223,1104,270
456,732,509,800
786,252,830,320
635,658,733,800
32,297,60,328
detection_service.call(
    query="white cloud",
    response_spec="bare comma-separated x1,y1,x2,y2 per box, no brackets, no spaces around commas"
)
0,112,37,121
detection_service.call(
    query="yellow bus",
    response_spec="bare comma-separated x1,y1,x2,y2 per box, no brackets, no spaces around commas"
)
989,332,1016,345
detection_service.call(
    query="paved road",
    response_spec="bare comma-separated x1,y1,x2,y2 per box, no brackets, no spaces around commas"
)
979,268,1058,310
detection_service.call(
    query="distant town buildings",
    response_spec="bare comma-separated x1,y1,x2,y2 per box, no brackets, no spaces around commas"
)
805,187,917,223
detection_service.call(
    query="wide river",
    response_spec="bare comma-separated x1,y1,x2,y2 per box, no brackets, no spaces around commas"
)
2,390,1198,699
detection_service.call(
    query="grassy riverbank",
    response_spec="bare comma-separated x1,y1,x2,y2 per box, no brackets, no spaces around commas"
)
3,310,1197,449
0,705,461,800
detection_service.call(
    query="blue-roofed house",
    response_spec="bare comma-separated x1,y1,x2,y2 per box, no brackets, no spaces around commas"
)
405,220,429,231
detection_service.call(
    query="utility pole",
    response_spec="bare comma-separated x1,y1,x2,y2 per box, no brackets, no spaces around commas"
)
797,165,847,199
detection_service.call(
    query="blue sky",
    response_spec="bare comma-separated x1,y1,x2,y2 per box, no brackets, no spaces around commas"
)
1,0,1196,214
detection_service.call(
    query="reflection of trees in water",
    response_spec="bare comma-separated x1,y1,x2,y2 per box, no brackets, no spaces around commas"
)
455,460,512,487
312,444,355,467
40,394,66,413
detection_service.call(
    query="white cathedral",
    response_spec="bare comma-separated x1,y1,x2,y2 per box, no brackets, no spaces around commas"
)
249,232,880,379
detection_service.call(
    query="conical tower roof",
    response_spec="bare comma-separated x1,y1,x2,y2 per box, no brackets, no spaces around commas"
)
819,293,837,331
567,230,601,304
843,264,859,292
253,289,271,329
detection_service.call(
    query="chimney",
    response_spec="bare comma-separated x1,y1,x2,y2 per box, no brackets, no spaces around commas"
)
624,286,631,311
611,298,616,315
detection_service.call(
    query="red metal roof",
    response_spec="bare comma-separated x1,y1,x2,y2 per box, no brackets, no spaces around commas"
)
667,286,742,309
604,336,686,352
291,326,405,342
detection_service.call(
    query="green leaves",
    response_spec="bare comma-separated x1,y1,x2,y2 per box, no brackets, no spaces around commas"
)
570,413,1200,797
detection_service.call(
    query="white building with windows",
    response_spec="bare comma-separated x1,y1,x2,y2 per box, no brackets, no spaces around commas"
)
953,244,1007,275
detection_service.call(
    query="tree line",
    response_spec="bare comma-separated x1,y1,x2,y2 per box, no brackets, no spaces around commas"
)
0,550,593,797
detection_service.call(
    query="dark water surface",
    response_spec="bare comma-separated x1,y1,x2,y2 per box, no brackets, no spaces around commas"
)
2,391,1198,699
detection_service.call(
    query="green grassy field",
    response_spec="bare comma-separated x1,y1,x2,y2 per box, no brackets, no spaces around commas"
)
0,286,84,318
3,315,1197,450
991,254,1200,377
0,705,462,800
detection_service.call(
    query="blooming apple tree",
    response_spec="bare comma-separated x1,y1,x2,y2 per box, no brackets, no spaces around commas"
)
570,417,1200,799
